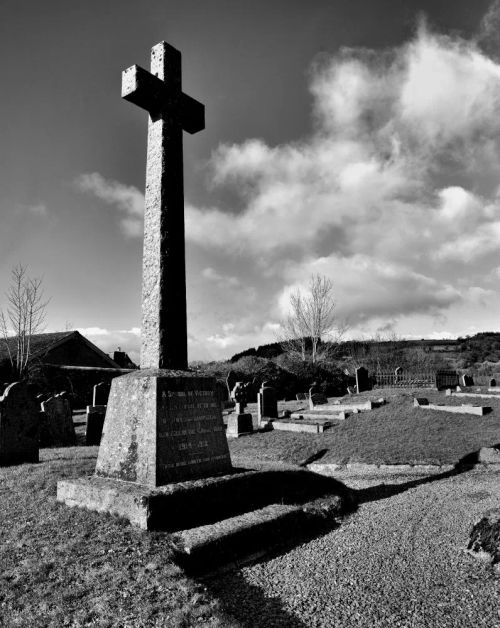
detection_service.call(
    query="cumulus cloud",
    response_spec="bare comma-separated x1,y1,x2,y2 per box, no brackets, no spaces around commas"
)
75,173,144,237
184,21,500,337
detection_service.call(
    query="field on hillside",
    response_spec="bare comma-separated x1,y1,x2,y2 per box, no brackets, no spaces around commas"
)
229,388,500,466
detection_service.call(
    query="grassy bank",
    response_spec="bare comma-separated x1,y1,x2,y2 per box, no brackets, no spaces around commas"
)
230,389,500,466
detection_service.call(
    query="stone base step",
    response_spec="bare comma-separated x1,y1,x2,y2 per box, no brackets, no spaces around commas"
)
173,498,346,574
57,467,355,531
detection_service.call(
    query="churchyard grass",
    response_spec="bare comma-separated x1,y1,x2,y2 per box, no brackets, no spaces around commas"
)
0,447,235,627
229,389,500,467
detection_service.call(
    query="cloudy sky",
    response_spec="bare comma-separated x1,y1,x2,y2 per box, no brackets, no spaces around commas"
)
2,0,500,363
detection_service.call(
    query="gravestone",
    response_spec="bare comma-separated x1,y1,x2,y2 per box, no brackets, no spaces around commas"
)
490,378,496,387
40,396,76,446
257,381,278,427
295,392,307,401
85,405,106,446
93,381,111,406
0,382,39,465
355,367,370,393
309,384,328,409
435,370,459,390
58,43,231,524
460,374,474,387
227,382,253,437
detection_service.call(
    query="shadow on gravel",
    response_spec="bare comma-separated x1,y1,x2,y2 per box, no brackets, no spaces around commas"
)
355,463,473,504
204,569,310,628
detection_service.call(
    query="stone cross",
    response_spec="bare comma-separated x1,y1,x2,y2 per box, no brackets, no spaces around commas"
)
122,42,205,370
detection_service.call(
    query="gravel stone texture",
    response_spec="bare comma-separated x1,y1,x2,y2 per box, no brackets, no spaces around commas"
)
207,466,500,628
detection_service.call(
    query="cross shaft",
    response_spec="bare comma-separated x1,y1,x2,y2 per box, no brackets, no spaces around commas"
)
122,42,204,370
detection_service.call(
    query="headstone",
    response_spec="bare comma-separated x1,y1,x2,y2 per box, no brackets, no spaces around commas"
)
295,392,307,401
460,374,474,387
355,367,370,393
346,386,356,395
40,396,76,446
58,43,231,526
93,381,111,406
413,397,429,407
85,405,106,445
257,381,278,427
490,378,496,388
435,370,459,390
227,382,253,438
394,366,402,383
0,382,39,465
309,385,328,409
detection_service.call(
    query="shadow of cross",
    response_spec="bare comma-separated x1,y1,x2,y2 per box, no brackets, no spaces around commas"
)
121,41,204,370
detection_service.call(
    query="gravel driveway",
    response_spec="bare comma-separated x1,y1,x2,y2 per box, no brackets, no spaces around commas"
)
207,466,500,628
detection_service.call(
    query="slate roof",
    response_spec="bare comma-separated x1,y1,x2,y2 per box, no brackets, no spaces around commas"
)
0,331,120,368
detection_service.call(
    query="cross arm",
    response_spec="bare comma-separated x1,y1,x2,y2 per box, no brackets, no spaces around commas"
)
121,65,165,115
180,94,205,134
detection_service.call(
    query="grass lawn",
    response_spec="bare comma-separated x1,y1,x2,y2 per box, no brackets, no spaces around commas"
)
0,448,234,628
229,389,500,466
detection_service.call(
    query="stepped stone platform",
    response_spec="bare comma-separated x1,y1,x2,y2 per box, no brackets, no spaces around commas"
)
58,468,354,538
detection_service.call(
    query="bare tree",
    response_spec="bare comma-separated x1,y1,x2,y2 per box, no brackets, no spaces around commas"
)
279,274,345,364
0,265,49,379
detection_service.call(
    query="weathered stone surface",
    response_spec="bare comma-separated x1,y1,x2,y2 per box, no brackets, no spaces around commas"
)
93,381,111,406
226,413,253,438
355,367,370,393
0,382,39,465
122,43,204,370
478,447,500,464
40,395,75,446
85,405,106,445
95,370,231,485
468,508,500,567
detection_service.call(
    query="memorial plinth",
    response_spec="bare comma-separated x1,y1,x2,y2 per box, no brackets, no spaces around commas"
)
57,370,232,527
95,370,231,485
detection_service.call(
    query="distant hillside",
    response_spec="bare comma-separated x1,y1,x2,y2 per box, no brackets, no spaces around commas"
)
230,333,500,367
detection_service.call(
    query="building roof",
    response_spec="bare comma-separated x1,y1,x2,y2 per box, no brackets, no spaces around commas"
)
0,331,121,368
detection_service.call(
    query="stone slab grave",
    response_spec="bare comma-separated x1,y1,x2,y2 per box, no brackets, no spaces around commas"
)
446,389,500,400
56,45,349,559
0,382,39,465
40,394,76,446
257,381,278,428
413,397,491,416
273,420,335,434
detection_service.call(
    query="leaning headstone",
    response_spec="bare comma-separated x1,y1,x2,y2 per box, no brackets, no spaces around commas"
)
57,42,231,528
85,405,106,446
0,382,39,465
355,367,370,393
257,381,278,427
40,396,76,446
227,382,253,437
93,381,111,406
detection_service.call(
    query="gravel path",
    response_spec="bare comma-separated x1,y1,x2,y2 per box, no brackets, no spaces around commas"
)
207,466,500,628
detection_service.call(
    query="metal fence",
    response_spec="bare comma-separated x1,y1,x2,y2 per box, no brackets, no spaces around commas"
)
372,368,458,389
